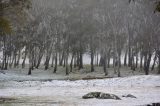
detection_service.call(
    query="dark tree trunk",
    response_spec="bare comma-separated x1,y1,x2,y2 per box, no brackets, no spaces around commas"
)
4,55,8,70
36,54,43,69
99,56,104,66
63,58,66,67
117,52,121,77
103,54,108,76
54,52,58,73
51,55,54,67
59,51,64,66
91,49,94,72
28,45,34,75
65,55,69,75
107,57,110,68
36,47,44,69
28,67,32,75
157,51,160,74
77,53,80,68
90,36,94,72
79,51,83,69
113,52,117,74
16,50,21,67
65,46,69,75
45,57,50,70
144,53,152,75
70,53,74,72
124,49,127,66
128,43,132,67
151,54,157,71
2,36,8,70
74,56,77,68
107,48,111,68
136,53,138,68
96,52,99,66
45,51,52,70
131,55,136,71
14,53,17,68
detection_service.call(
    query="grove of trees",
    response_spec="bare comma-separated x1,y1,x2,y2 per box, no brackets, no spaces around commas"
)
0,0,160,76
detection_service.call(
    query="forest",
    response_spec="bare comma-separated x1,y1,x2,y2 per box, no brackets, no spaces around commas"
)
1,0,160,76
0,0,160,105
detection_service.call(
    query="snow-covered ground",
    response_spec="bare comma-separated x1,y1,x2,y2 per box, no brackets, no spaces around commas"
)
0,72,160,106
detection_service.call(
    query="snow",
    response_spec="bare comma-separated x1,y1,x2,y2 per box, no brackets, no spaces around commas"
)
0,73,160,106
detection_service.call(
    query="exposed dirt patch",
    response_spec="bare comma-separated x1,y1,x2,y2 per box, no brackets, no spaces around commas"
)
0,97,16,103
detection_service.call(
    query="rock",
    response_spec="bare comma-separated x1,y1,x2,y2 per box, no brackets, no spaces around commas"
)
122,94,136,98
82,92,101,99
82,92,121,100
99,93,121,100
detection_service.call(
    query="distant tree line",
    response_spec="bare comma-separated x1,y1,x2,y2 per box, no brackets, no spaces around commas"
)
0,0,160,76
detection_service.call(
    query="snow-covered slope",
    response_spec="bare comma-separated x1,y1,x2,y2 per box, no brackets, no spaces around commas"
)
1,75,159,88
0,74,160,106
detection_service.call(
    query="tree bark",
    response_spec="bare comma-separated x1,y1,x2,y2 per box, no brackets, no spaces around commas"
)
157,51,160,74
51,54,54,67
70,53,74,72
151,54,157,71
103,54,108,76
144,53,152,75
59,51,64,66
22,47,28,68
79,51,83,69
54,52,58,73
16,50,21,67
124,49,127,66
107,48,111,68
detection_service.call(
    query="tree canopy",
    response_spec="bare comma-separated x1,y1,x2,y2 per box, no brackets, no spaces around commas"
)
0,0,31,34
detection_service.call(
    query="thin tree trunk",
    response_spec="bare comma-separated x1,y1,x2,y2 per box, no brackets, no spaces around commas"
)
54,52,58,73
136,53,138,68
96,52,99,66
131,55,136,71
140,52,143,71
2,36,7,70
117,52,121,77
14,53,17,68
79,51,83,69
91,50,94,72
70,53,74,72
45,49,52,70
107,48,111,68
103,54,108,76
99,56,104,67
158,52,160,74
144,53,152,75
10,53,15,68
113,52,117,74
124,49,127,66
128,31,132,67
63,58,66,67
74,56,77,68
36,49,44,69
22,47,28,68
151,54,157,71
28,50,33,75
59,51,64,66
65,48,69,75
16,50,21,67
51,54,54,67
